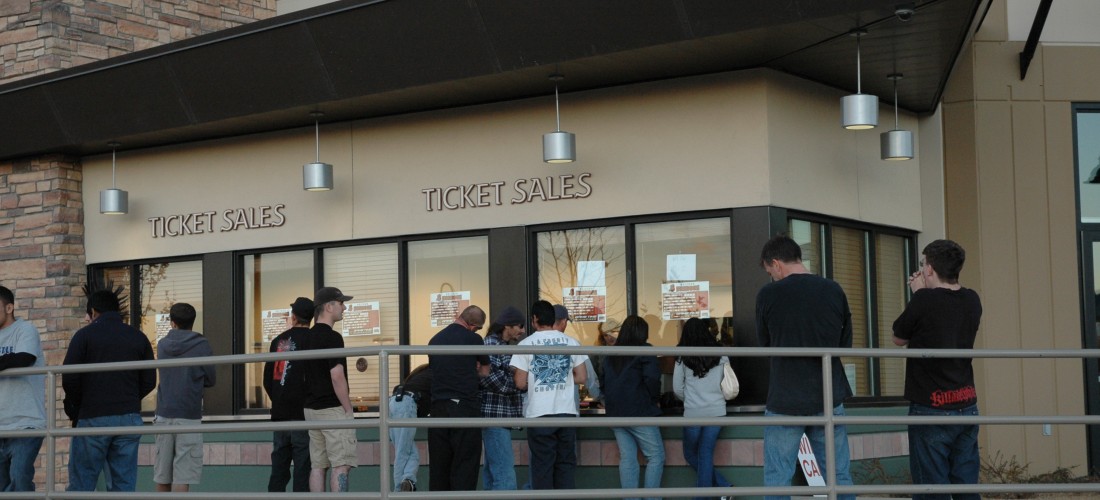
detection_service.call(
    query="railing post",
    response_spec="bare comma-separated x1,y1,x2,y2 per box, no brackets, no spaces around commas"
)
46,370,56,499
822,353,836,500
379,351,390,498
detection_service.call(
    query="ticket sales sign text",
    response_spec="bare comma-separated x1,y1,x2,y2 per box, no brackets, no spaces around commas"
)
422,173,592,212
147,205,286,238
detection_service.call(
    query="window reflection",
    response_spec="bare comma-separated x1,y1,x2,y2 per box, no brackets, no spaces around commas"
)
635,218,732,347
323,244,400,409
876,234,909,396
536,227,627,347
408,237,490,369
243,250,314,410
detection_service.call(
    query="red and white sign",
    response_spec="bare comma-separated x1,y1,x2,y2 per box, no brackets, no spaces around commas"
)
798,433,827,494
430,291,470,327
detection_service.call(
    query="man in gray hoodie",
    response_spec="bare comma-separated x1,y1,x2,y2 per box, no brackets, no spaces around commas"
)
153,303,216,492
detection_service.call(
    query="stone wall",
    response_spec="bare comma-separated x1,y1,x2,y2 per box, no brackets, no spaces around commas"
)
0,0,277,83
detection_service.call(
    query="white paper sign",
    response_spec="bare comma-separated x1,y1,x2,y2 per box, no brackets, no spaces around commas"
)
430,291,471,327
798,433,827,491
577,261,606,287
667,254,697,281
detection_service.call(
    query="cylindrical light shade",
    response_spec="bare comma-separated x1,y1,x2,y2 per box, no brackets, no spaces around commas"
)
841,93,878,130
99,188,128,215
543,131,576,163
880,129,914,160
303,162,333,191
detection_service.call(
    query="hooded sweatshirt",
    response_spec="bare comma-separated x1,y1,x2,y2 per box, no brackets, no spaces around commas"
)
156,329,216,419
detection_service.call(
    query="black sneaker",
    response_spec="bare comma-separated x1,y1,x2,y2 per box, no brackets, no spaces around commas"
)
400,479,415,492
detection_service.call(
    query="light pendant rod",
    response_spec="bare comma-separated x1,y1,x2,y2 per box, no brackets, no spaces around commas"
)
856,32,863,94
111,147,117,188
891,73,900,129
554,84,562,132
312,111,323,162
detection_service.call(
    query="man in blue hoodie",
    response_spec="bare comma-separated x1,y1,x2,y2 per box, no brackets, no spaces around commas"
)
153,303,216,493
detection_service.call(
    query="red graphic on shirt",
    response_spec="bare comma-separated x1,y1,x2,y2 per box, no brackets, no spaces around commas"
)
930,386,976,407
273,338,295,384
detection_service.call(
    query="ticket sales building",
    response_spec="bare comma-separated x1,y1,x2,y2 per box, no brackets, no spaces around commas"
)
2,0,1100,491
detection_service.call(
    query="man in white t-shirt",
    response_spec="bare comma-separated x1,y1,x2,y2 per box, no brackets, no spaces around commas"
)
0,285,46,492
510,300,587,490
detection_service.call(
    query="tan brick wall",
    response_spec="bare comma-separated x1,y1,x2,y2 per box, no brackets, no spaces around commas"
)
0,155,85,489
0,0,277,83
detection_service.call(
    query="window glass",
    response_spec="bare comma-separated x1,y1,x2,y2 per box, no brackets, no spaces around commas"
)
243,250,314,410
789,219,825,276
832,226,870,396
138,261,203,412
536,227,627,347
408,237,490,369
323,244,400,409
1077,110,1100,223
875,234,909,396
101,266,131,324
635,218,732,347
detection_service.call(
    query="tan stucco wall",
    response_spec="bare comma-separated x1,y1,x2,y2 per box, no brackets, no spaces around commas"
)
84,69,928,264
942,0,1089,474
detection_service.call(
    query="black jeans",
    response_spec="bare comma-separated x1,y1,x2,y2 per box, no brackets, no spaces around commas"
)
268,429,311,492
526,414,578,490
428,399,483,491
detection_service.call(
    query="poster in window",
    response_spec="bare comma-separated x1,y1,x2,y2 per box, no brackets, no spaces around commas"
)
155,313,172,345
661,281,710,320
262,308,291,343
430,291,470,327
561,286,606,322
342,301,381,336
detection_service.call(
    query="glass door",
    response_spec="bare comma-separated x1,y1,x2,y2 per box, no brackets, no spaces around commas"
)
1083,231,1100,470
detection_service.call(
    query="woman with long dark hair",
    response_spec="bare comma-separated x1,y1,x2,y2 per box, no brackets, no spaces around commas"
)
673,317,732,499
601,315,665,500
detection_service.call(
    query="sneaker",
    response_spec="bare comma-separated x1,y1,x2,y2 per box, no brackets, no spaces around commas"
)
399,479,415,492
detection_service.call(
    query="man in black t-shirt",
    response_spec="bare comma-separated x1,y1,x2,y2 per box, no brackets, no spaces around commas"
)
427,305,489,491
263,297,314,492
893,239,982,500
755,235,854,499
303,287,356,493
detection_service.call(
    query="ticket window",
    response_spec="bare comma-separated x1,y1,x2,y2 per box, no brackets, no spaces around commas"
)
407,236,490,370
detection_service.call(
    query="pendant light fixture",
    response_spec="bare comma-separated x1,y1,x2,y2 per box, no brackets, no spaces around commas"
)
841,29,878,130
543,73,576,164
881,73,914,160
303,111,333,191
99,142,128,215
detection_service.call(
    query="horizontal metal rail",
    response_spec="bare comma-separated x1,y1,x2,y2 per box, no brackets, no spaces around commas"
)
5,344,1100,499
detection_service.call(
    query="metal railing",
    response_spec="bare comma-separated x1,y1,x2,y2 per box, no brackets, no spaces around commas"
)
4,344,1100,499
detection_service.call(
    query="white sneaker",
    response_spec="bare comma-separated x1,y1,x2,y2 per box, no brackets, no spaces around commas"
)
399,479,415,492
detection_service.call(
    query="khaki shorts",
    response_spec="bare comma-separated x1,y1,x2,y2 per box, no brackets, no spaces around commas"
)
304,406,358,469
152,416,204,485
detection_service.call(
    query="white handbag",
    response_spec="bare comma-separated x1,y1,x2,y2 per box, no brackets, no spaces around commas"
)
720,361,739,400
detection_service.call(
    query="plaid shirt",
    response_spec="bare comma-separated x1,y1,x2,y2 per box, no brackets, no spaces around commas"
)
479,332,523,418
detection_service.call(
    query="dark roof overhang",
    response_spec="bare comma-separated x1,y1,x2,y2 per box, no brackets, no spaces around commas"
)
0,0,990,162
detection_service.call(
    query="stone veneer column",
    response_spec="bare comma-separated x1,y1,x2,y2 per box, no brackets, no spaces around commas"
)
0,155,85,489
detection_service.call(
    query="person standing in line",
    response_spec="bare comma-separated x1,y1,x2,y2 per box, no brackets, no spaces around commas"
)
153,302,216,493
601,315,664,500
0,285,46,492
427,305,490,491
755,235,855,500
510,300,588,490
893,239,982,500
674,317,734,500
63,287,156,492
303,287,356,493
263,297,314,492
389,363,431,492
479,306,526,491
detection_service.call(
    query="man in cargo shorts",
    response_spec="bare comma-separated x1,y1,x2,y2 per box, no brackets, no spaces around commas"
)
303,287,357,492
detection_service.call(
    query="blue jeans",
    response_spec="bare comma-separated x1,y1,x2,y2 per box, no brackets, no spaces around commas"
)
389,395,419,491
612,426,665,499
908,403,980,500
482,427,517,490
67,413,143,492
763,406,854,500
268,429,310,492
0,436,44,491
526,414,577,490
682,425,730,499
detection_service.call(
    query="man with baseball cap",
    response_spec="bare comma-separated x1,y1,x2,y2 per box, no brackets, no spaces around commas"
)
263,297,314,492
303,287,356,493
